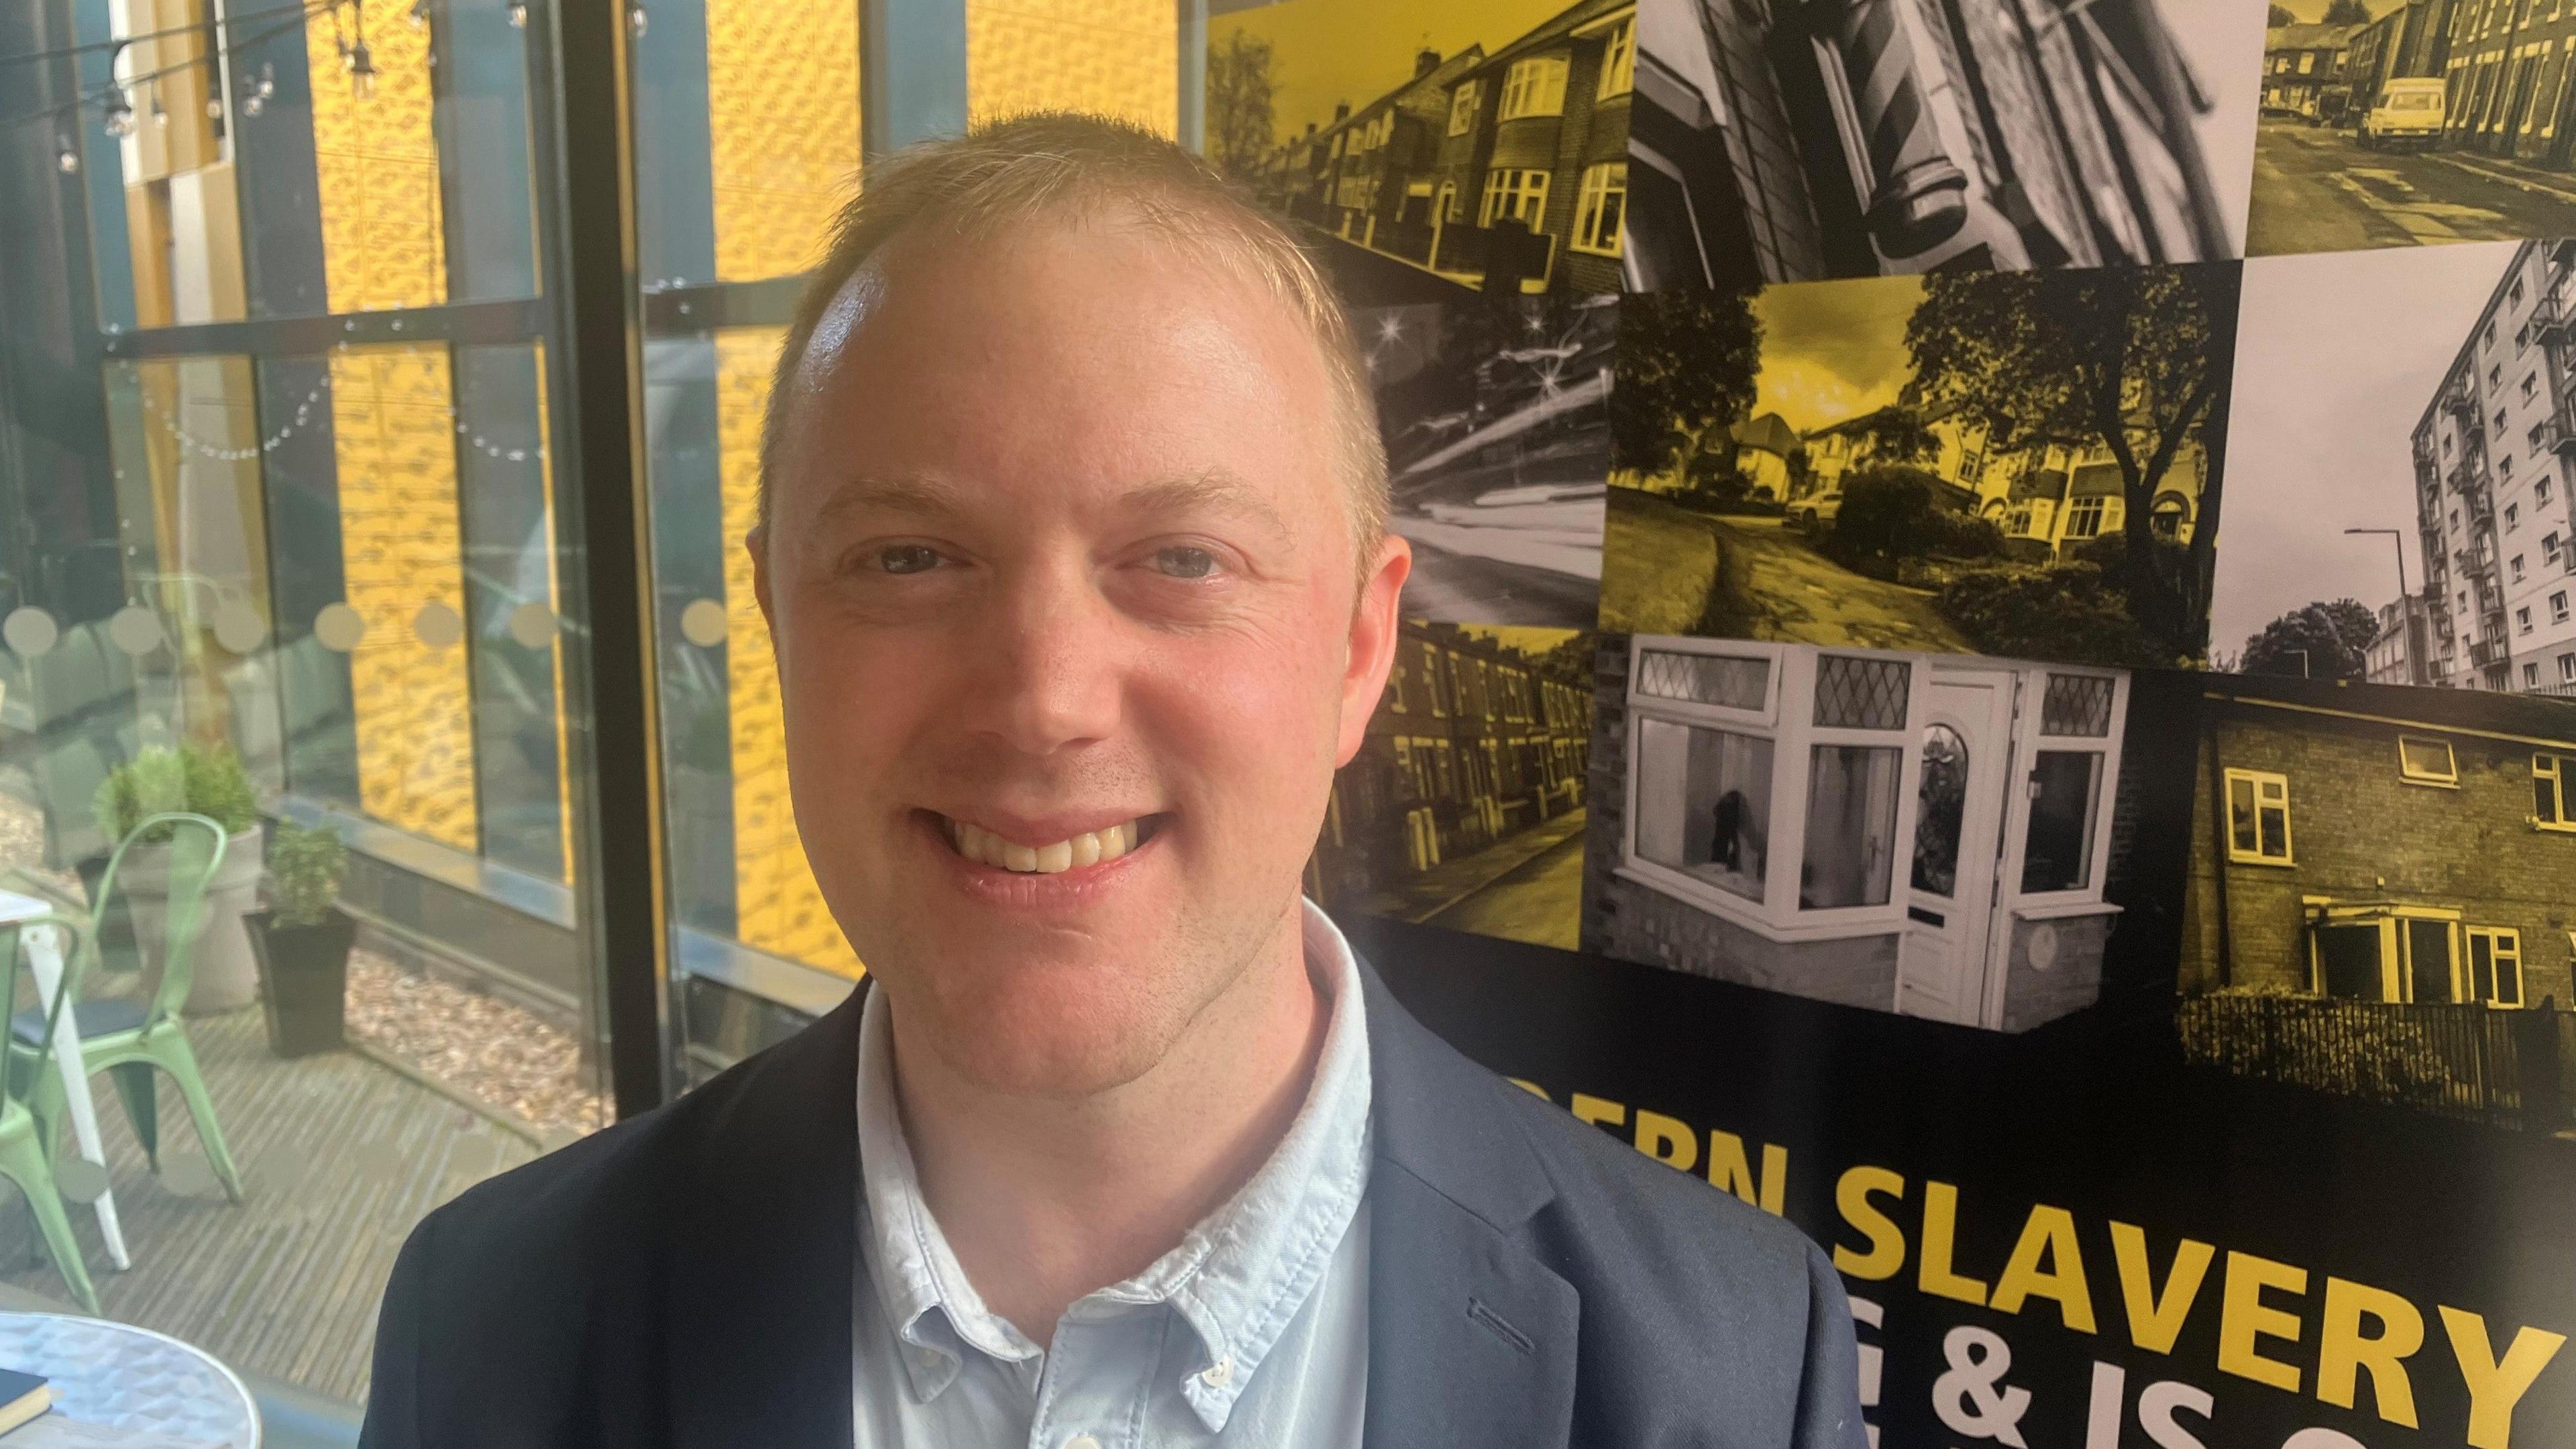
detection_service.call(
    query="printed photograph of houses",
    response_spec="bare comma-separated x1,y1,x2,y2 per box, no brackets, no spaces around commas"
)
1624,0,2255,290
2249,0,2576,256
2178,673,2576,1137
1307,625,1595,951
1580,634,2149,1032
1600,264,2237,670
1360,294,1613,627
1205,0,1633,301
2215,242,2576,695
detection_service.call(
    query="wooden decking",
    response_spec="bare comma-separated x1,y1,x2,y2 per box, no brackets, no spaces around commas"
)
0,1006,542,1406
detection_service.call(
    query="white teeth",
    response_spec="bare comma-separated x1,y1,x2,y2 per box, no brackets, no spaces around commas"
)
947,817,1145,873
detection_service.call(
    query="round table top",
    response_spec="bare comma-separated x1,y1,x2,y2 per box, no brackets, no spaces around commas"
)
0,1313,259,1447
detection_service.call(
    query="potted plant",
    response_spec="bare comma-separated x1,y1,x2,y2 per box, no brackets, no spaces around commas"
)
244,822,354,1058
91,742,265,1014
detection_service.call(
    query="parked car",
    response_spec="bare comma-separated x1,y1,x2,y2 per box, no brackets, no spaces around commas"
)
2359,77,2446,151
1790,489,1844,532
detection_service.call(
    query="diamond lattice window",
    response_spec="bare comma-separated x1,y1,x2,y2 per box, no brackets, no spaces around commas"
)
1813,656,1910,731
2040,674,2116,737
1635,650,1769,711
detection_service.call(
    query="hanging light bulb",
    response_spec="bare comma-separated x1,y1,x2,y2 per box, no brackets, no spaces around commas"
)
408,0,430,27
257,62,277,99
56,138,80,174
101,88,135,138
348,39,378,99
205,97,224,120
244,91,264,116
506,1,527,26
627,3,647,39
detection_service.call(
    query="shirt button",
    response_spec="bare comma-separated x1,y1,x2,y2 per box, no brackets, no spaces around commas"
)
1201,1354,1235,1387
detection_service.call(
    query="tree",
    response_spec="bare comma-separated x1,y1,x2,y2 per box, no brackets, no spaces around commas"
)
1856,405,1941,466
1205,33,1277,182
2267,3,2296,23
2320,0,2371,24
2241,599,2380,680
1610,285,1763,482
1901,264,2241,661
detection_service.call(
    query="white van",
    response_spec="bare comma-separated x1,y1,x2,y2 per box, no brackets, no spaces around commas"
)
2361,77,2447,151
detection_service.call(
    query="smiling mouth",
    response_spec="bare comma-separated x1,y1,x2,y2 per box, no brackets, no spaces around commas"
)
938,814,1161,875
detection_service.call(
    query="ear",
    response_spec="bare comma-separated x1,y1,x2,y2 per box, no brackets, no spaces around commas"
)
1335,534,1411,769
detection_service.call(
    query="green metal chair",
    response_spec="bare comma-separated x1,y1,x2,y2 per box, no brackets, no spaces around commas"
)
0,909,103,1313
10,812,245,1205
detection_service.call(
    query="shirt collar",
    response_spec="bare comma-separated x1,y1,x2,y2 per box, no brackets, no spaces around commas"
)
854,898,1375,1430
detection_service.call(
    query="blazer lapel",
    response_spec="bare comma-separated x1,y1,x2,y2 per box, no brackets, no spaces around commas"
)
664,979,869,1449
1358,961,1578,1449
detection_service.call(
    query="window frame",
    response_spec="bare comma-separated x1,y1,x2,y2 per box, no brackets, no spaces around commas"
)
1479,166,1553,229
1595,17,1637,99
2397,733,2460,786
1617,639,1926,940
2464,926,2526,1007
2223,767,2296,865
1571,162,1625,255
1447,80,1481,137
2304,899,2462,1003
1497,54,1570,120
2537,753,2576,831
2006,668,2129,908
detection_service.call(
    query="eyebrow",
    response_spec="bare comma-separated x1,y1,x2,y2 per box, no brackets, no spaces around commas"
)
808,470,1291,538
1119,471,1291,539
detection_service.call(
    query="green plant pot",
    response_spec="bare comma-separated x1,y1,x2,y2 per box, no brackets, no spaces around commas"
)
246,906,354,1059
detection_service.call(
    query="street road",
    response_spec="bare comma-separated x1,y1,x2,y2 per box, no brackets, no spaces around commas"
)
1711,517,1974,652
1421,826,1587,951
1397,533,1602,628
2249,119,2576,253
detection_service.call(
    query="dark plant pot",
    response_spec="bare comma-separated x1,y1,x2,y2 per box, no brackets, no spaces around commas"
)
246,906,354,1059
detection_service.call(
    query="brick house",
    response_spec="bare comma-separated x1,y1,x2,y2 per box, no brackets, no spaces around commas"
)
1581,634,2135,1032
2262,23,2357,119
1306,623,1593,913
1250,0,1635,296
2181,677,2576,1012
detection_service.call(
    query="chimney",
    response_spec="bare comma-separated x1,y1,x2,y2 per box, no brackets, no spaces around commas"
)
1415,48,1441,78
1334,101,1350,123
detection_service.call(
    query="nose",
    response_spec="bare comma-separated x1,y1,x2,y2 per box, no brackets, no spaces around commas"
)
963,554,1125,758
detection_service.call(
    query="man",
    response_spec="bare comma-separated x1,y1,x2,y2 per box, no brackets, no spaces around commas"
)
360,114,1866,1449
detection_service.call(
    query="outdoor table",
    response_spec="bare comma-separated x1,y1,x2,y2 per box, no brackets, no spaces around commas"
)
0,891,129,1271
0,1311,259,1446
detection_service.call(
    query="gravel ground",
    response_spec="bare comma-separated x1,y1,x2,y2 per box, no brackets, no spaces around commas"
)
344,949,609,1140
0,786,608,1142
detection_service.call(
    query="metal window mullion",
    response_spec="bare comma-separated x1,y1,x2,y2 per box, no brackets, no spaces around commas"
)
541,0,672,1117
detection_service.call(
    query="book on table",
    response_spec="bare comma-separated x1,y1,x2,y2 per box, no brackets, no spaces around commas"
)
0,1368,46,1434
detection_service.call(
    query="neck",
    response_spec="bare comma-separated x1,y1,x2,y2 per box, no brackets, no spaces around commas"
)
887,906,1330,1346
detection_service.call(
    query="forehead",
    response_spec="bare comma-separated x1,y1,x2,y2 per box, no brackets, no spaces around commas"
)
774,215,1342,513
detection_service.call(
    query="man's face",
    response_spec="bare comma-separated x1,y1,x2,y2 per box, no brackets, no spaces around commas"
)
756,213,1406,1098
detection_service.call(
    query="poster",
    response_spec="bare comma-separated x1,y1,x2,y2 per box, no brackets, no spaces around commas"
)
1199,1,2576,1445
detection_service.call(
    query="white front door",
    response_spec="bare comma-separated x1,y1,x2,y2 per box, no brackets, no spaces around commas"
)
1897,668,2015,1026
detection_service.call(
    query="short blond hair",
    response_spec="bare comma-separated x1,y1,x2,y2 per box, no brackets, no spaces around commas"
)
757,112,1389,566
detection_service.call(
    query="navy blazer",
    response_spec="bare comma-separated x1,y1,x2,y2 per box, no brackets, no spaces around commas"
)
358,958,1870,1448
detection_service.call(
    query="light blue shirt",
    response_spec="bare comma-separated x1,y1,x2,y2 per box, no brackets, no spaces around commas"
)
851,900,1373,1448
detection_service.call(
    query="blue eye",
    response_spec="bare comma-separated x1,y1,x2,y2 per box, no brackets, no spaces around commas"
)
1155,546,1217,579
876,544,943,575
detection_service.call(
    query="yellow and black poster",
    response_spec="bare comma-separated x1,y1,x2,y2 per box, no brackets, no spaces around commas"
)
1214,0,2576,1443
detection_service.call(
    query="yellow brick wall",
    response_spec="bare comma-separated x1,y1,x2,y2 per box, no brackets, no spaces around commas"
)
305,7,474,851
715,329,861,976
305,5,445,313
328,345,478,852
707,0,862,282
967,0,1178,133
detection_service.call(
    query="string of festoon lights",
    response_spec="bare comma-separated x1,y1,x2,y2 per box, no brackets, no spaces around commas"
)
126,363,549,469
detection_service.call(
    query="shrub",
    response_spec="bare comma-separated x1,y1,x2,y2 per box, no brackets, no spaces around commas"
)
93,742,260,847
1823,466,1945,575
265,821,350,930
1936,561,2172,667
1917,507,2004,561
2175,987,2459,1105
